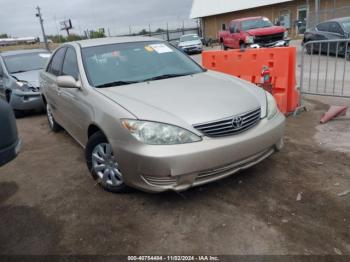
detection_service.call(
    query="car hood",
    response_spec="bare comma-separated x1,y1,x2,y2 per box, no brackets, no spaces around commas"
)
11,69,42,87
179,40,202,47
96,71,267,129
247,26,285,36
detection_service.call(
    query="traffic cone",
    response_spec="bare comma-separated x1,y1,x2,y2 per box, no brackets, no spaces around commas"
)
320,106,348,124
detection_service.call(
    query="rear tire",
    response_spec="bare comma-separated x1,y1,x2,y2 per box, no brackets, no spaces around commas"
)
46,103,62,132
86,131,129,193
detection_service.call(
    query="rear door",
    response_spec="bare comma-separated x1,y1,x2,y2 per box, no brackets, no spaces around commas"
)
41,47,67,123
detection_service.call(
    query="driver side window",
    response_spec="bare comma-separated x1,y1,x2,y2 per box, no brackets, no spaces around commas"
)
62,47,80,80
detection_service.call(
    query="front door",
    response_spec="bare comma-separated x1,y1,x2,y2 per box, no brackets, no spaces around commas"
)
297,7,308,35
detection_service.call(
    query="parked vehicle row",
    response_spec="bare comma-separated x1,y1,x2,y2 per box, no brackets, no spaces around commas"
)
38,36,285,193
0,49,50,117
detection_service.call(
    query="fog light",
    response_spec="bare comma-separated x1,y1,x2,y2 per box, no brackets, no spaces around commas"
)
275,138,284,151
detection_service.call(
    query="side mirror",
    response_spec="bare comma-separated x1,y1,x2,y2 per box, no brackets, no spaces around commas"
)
236,28,240,33
56,75,80,88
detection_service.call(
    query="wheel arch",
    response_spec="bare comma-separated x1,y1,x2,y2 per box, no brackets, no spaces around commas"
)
87,123,108,139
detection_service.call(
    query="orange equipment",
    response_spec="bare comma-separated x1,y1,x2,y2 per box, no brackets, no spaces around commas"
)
320,106,348,124
202,47,300,114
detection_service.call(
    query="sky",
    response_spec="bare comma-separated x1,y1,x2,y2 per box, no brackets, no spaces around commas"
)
0,0,196,38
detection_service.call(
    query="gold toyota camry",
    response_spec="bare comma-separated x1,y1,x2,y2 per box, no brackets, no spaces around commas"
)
39,36,285,193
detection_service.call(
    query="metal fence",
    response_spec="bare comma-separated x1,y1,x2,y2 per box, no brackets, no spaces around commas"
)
307,6,350,29
118,27,200,44
299,39,350,101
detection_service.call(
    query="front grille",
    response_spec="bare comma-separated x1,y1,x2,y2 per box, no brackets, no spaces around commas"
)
193,107,261,137
254,32,284,44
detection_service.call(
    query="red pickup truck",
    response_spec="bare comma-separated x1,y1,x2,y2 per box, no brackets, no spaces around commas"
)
219,16,289,49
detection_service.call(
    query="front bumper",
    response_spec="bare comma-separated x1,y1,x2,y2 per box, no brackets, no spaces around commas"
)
249,39,290,48
0,139,21,167
181,46,203,53
10,90,44,111
112,112,285,193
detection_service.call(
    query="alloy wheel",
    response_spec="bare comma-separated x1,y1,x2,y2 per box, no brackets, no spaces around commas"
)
91,143,123,186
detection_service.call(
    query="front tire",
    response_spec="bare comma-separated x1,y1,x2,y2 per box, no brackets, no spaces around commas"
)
46,103,61,132
85,131,129,193
221,42,228,50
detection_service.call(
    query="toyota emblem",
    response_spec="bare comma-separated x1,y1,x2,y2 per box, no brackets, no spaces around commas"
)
232,116,243,129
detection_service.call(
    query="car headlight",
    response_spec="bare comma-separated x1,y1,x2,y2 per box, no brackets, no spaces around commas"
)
284,30,288,39
266,92,278,119
16,81,32,91
245,36,254,44
121,119,202,145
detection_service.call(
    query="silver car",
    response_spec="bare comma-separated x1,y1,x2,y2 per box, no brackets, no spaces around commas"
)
178,34,203,54
0,49,50,117
39,37,285,193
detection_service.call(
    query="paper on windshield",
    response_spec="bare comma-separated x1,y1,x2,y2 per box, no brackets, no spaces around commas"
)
149,44,173,54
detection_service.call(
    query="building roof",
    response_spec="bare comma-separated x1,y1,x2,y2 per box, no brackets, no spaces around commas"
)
190,0,293,18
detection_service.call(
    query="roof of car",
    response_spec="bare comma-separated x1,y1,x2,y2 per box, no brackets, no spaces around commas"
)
0,48,49,57
329,16,350,23
74,36,163,48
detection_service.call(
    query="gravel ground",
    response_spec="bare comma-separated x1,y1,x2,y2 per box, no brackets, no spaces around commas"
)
0,97,349,255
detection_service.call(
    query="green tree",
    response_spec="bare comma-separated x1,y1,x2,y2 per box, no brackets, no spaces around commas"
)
0,33,9,38
89,30,105,39
139,29,147,35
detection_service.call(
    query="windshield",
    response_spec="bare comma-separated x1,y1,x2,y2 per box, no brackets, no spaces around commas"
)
4,52,50,74
180,35,200,42
241,18,273,31
342,21,350,33
82,41,204,87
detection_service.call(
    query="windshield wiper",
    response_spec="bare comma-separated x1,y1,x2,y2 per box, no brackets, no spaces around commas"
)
142,73,193,82
11,70,26,74
96,80,140,88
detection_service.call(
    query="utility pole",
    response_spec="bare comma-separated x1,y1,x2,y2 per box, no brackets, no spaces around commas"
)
35,6,49,50
315,0,320,24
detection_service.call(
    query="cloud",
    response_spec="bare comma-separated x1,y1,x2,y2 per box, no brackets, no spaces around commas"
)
0,0,195,37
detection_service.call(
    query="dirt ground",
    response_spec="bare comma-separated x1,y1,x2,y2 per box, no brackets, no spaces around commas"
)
0,96,349,255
